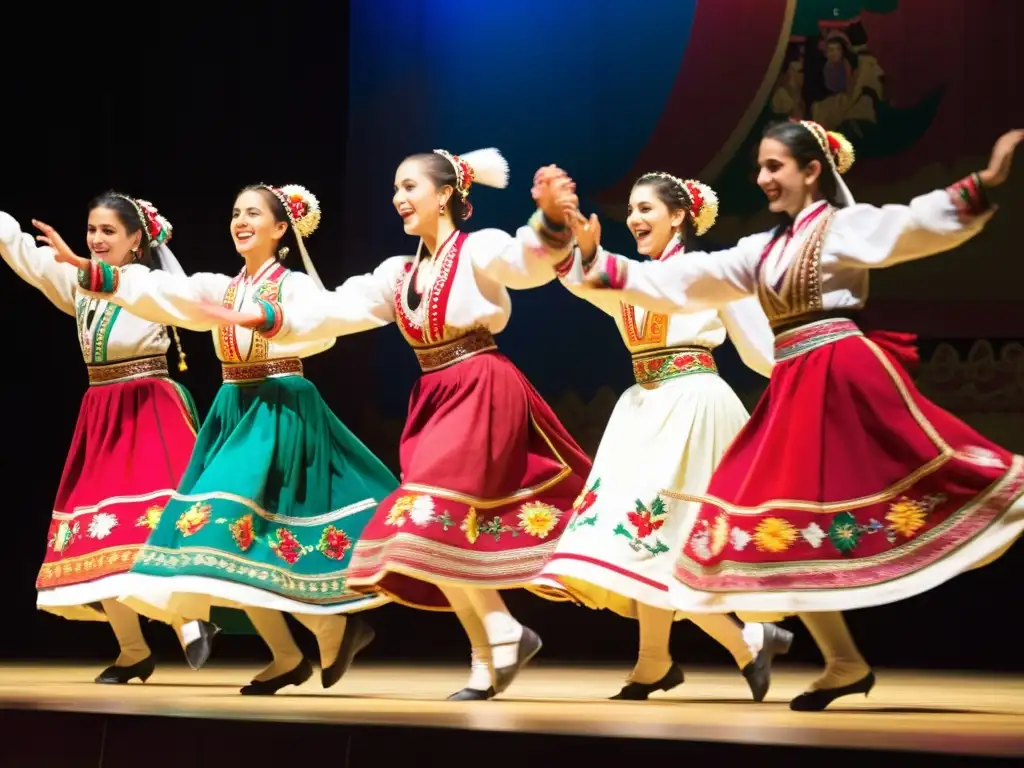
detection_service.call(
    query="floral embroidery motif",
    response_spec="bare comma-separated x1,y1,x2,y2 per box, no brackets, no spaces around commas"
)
478,515,519,542
823,493,948,555
730,527,751,551
175,502,212,537
567,478,600,531
317,525,352,560
828,512,861,553
50,520,80,554
614,495,671,556
269,528,312,565
518,502,561,538
136,505,163,530
461,507,479,544
802,522,826,548
87,512,119,540
230,514,255,552
752,517,799,553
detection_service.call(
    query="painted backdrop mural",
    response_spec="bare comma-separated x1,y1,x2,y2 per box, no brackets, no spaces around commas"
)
345,0,1024,455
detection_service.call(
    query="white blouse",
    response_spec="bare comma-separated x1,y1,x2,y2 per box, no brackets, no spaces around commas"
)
581,189,993,323
559,244,775,377
0,212,172,363
265,222,573,346
78,257,336,363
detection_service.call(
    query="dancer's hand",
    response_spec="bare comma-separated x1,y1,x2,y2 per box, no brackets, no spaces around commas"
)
194,300,265,329
979,129,1024,187
564,204,601,263
33,219,90,270
531,165,577,225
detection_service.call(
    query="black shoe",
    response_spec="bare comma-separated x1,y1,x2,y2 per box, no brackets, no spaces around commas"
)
492,626,542,695
321,615,375,689
184,620,221,671
239,658,314,696
610,664,684,701
95,656,156,684
446,686,496,701
742,623,794,702
789,671,876,712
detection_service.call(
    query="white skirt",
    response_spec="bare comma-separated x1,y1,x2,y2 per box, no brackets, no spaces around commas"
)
531,370,777,620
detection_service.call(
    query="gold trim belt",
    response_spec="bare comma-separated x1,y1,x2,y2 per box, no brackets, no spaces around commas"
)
631,346,718,385
774,317,862,362
222,357,304,383
414,329,498,373
87,355,169,385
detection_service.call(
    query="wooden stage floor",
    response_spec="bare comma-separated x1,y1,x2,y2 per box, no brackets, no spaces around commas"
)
1,662,1022,760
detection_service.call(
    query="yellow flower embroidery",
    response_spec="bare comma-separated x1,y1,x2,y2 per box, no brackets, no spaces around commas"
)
709,513,730,556
518,502,561,538
885,498,928,538
753,517,798,553
461,507,479,544
136,505,164,530
385,495,418,527
175,502,212,537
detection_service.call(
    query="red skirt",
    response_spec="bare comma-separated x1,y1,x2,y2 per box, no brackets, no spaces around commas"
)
36,371,198,606
670,318,1024,612
347,350,592,609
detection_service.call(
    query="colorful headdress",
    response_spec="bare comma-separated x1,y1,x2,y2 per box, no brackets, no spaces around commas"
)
796,120,856,207
260,184,324,290
642,172,720,236
117,195,173,247
115,194,188,371
799,120,855,175
432,147,509,220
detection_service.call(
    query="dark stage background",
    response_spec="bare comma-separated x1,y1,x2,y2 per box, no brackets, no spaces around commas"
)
2,0,1022,676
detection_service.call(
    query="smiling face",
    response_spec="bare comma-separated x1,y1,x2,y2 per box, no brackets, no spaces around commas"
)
627,183,686,257
392,157,453,239
86,206,141,266
756,137,823,217
230,189,288,258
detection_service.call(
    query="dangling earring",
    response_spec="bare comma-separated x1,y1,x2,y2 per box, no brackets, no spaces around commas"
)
278,246,290,259
131,247,140,262
439,201,446,215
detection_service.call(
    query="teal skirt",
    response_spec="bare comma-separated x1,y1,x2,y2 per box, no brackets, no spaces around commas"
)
129,375,398,620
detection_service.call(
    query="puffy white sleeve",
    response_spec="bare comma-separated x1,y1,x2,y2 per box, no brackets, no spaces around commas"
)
262,257,403,343
717,296,775,378
78,261,232,332
466,211,575,290
0,211,78,315
829,181,994,269
557,246,627,318
584,231,772,314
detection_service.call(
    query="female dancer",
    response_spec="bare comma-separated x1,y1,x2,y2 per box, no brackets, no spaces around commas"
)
571,121,1024,710
532,171,792,701
197,150,593,700
1,193,216,682
35,183,399,695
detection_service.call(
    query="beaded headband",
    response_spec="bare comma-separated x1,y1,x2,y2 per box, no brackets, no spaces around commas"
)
641,172,720,236
115,195,172,247
799,120,855,175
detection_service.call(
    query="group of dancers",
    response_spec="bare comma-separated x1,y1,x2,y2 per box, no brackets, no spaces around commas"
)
5,118,1022,712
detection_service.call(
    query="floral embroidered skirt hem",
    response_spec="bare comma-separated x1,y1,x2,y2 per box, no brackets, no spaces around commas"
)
35,377,199,622
667,324,1024,615
118,375,398,620
529,371,782,621
346,352,592,610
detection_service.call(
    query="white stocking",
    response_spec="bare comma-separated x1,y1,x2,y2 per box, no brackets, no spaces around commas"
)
439,584,494,691
462,588,524,670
